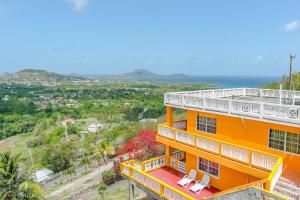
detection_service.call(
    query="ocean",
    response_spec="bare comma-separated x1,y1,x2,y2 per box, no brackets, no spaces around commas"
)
134,76,281,88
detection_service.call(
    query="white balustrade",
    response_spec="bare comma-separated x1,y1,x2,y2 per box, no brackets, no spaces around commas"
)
252,152,278,170
144,157,166,172
164,187,188,200
221,144,249,162
205,98,230,112
175,131,195,145
263,104,299,119
134,162,142,171
270,162,283,191
164,88,300,124
158,127,175,139
231,101,261,116
122,166,130,176
196,137,220,153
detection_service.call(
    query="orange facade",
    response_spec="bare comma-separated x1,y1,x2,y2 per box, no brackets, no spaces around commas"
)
161,106,300,191
186,109,300,177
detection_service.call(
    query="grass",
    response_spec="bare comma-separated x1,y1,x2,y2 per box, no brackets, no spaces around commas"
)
0,132,33,156
89,179,144,200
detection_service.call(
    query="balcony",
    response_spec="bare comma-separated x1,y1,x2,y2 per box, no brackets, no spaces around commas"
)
157,124,284,192
121,156,219,200
164,88,300,125
121,155,285,200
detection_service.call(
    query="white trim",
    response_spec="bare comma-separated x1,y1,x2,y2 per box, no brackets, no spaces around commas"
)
267,128,300,156
197,156,220,179
196,114,217,135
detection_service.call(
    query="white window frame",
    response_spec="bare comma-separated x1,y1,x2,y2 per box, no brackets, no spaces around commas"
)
196,115,216,134
197,157,220,179
268,129,300,155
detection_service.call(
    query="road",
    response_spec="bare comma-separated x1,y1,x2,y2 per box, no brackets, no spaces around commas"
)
46,161,114,199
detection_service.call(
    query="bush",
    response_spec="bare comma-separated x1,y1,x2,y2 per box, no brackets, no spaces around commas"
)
101,170,115,185
26,137,42,147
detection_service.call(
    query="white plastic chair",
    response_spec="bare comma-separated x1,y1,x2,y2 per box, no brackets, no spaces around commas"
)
177,169,197,188
189,174,210,194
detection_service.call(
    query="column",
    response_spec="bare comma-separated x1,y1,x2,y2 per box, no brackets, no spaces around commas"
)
166,106,173,126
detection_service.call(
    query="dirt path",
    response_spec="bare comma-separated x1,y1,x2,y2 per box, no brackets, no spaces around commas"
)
46,161,113,199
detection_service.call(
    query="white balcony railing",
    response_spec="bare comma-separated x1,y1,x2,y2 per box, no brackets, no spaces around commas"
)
165,88,300,125
158,124,281,172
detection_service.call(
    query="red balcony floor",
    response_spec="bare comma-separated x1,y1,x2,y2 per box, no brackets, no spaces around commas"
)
148,167,220,200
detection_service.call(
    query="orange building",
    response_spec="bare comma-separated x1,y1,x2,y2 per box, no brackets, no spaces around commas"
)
121,88,300,200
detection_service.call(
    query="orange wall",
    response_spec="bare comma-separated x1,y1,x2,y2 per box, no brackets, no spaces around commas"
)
186,110,300,176
185,153,259,191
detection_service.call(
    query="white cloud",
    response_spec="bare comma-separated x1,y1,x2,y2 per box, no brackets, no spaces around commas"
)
66,0,89,12
283,20,300,32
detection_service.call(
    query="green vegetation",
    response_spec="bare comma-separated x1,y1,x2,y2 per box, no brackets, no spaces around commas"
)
0,152,44,200
264,72,300,90
0,80,214,181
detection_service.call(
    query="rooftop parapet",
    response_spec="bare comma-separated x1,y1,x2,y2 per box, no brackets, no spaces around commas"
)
164,88,300,126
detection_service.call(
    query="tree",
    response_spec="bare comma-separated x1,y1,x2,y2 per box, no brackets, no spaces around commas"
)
97,141,115,165
41,139,78,173
0,152,44,200
67,124,81,135
117,130,164,161
80,156,91,173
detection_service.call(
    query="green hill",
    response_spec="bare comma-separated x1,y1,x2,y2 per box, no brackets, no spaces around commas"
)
264,72,300,90
0,68,88,83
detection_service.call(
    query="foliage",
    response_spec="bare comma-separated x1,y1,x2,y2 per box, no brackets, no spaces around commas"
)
101,170,115,185
40,139,78,173
67,124,81,135
117,130,164,161
264,72,300,90
0,151,44,200
97,141,115,164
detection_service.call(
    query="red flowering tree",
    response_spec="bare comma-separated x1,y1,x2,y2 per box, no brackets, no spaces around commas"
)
117,130,164,162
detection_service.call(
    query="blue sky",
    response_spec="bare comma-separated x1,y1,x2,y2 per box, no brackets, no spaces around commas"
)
0,0,299,76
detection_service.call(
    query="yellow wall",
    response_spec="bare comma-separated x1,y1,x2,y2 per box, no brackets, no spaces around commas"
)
186,110,300,177
185,153,259,191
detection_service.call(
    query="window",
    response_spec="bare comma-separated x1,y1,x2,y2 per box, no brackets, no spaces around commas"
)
197,115,216,134
286,132,300,154
269,129,300,154
198,157,219,177
268,129,285,151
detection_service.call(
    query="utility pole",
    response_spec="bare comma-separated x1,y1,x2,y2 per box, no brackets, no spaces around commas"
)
289,54,296,90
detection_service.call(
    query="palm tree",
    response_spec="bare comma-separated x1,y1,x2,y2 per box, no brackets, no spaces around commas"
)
97,141,115,165
0,152,44,200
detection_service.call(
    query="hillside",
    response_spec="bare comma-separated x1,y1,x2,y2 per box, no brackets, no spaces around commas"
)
264,72,300,90
123,69,188,78
0,69,88,83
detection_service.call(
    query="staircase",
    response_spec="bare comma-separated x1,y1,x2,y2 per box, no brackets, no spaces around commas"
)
274,177,300,200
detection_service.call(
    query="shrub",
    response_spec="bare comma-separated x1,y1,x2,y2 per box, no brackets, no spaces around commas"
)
26,137,42,147
101,170,115,185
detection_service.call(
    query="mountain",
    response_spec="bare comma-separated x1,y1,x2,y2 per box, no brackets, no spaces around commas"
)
0,69,88,83
122,69,188,79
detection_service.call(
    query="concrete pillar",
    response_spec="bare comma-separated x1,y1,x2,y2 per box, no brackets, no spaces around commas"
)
129,180,135,200
166,106,173,126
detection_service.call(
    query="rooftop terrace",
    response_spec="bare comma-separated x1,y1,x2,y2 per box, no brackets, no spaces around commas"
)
164,88,300,126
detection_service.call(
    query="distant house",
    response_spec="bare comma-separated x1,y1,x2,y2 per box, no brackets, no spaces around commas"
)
88,123,103,133
2,95,9,101
139,118,157,124
31,168,54,183
100,101,110,107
